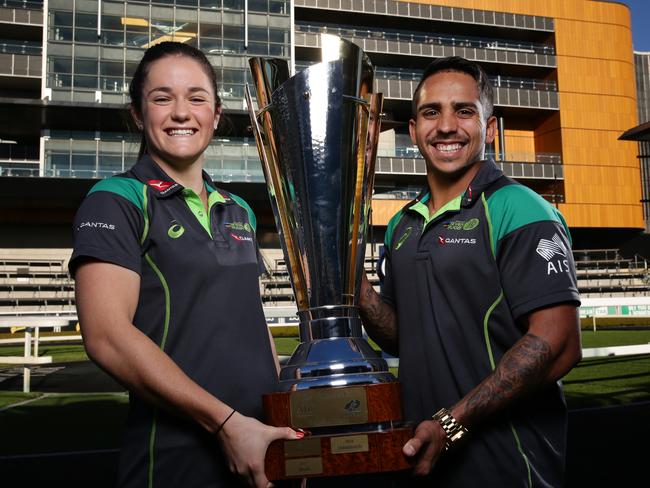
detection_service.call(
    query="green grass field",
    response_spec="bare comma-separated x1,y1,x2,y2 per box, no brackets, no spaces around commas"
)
1,328,649,411
0,328,648,488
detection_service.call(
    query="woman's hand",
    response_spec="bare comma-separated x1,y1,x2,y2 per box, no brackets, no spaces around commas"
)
217,411,301,488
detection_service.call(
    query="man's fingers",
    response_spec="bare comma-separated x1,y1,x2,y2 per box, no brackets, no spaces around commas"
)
414,457,433,477
403,436,422,457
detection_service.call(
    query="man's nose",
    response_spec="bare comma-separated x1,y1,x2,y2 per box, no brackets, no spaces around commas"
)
437,110,457,134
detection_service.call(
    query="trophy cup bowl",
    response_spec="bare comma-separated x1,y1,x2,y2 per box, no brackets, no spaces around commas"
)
246,35,413,480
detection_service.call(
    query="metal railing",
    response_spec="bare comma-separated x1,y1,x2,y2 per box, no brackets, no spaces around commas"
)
296,22,555,55
1,0,43,8
0,144,39,160
294,0,554,33
0,40,41,55
0,52,41,76
42,136,266,182
297,64,558,92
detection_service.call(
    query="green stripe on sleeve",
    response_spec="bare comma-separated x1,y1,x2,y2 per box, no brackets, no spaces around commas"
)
88,177,146,212
487,185,562,251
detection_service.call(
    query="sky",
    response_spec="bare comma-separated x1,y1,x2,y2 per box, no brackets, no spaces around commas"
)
620,0,650,52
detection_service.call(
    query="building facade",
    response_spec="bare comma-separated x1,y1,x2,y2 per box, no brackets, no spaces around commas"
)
0,0,644,248
633,51,650,228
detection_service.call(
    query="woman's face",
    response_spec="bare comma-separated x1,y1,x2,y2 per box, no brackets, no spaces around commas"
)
135,55,220,169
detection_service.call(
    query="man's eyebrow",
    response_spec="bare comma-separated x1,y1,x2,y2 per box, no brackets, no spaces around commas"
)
417,102,441,113
452,101,480,110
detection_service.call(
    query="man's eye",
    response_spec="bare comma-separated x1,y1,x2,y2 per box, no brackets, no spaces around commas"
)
190,97,207,103
458,109,475,117
153,97,170,103
422,110,438,118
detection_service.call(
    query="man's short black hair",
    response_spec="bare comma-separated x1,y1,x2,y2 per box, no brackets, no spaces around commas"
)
411,56,494,120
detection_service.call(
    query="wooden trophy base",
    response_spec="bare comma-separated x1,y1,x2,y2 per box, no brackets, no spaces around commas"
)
263,382,414,480
265,426,413,479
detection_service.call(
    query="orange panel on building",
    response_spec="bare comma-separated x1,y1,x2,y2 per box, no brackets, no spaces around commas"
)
400,0,643,229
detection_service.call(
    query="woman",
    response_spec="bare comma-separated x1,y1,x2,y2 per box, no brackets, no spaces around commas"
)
70,42,299,488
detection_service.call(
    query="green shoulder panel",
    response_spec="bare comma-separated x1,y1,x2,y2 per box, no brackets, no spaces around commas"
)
384,209,405,249
487,184,565,251
229,193,257,232
88,176,146,213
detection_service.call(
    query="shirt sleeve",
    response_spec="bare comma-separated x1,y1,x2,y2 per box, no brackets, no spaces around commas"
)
69,190,144,277
497,220,580,319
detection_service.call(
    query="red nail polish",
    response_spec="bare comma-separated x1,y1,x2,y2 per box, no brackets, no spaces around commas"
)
295,431,305,439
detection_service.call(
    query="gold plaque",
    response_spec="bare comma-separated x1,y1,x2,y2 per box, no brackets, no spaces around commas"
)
290,386,368,428
330,434,369,454
285,457,324,476
284,437,322,458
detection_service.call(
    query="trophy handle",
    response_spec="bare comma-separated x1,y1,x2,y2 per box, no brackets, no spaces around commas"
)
245,83,310,311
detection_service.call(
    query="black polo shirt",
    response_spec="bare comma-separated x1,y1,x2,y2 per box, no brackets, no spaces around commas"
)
381,159,580,488
69,156,278,488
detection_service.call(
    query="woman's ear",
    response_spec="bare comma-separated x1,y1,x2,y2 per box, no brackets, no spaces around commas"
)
129,105,143,130
214,104,222,130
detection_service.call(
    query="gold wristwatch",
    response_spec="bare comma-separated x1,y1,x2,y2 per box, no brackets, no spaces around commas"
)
432,408,468,450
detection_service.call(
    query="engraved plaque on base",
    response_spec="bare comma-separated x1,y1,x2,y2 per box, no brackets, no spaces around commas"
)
246,35,414,480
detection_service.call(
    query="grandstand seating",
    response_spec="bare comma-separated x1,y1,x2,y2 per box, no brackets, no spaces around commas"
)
0,249,74,314
0,247,648,314
573,249,650,298
259,247,650,304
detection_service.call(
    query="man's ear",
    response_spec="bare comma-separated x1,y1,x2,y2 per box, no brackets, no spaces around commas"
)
485,115,497,145
408,118,418,145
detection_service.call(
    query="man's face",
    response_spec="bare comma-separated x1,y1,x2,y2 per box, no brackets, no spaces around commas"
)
409,71,496,178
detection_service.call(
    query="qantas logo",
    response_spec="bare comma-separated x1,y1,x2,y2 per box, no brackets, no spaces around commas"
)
230,233,253,242
77,221,115,231
438,235,476,245
147,180,179,195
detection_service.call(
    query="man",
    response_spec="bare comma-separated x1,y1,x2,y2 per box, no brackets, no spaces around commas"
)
359,57,581,487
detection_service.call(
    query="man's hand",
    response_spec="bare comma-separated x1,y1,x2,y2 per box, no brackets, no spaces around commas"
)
403,419,447,476
217,412,301,488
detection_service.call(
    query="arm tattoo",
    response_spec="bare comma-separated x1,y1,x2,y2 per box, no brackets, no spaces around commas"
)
358,283,398,355
457,333,552,425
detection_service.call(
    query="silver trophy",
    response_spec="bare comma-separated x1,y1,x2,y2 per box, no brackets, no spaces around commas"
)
247,35,412,479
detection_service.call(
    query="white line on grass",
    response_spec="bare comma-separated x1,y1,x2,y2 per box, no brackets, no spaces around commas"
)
0,393,50,412
0,391,127,412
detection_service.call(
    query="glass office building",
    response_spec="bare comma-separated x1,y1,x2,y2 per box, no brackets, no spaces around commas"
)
38,0,290,181
0,0,644,235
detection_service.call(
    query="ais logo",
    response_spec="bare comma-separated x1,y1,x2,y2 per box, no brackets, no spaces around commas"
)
536,234,570,275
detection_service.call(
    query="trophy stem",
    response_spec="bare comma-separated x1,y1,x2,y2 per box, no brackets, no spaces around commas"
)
298,305,362,341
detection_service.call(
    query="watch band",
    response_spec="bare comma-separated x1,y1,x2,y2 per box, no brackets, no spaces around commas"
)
432,407,468,450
